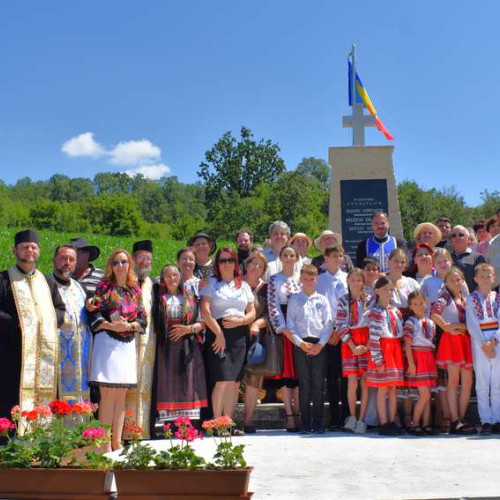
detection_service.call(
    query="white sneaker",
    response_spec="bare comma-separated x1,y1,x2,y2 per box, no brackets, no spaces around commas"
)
354,420,367,434
344,416,357,431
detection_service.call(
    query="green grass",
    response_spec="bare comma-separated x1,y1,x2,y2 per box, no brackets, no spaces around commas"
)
0,228,229,277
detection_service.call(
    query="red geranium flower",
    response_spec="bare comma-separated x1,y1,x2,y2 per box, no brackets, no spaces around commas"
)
49,399,72,416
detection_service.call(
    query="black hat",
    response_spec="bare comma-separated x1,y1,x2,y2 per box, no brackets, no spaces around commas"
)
69,238,100,262
14,229,39,246
187,231,217,256
133,240,153,254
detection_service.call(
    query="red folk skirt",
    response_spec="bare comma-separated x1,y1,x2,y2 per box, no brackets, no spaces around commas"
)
366,337,405,388
435,331,473,369
341,327,370,377
405,347,437,387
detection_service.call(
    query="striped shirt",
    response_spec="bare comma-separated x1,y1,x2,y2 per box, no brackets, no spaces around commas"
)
74,264,105,298
367,305,403,366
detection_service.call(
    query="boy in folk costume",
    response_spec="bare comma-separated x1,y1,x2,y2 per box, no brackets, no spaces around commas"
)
466,263,500,435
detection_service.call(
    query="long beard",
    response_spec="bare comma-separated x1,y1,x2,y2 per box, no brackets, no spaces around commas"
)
135,264,151,281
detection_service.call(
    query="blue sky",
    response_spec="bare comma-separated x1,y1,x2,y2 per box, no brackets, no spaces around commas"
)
0,1,498,206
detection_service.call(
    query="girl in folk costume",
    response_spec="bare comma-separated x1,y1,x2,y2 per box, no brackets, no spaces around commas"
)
366,276,405,435
267,246,301,432
404,291,438,435
431,267,476,434
466,264,500,435
337,268,371,434
421,248,468,432
387,248,420,429
154,265,207,423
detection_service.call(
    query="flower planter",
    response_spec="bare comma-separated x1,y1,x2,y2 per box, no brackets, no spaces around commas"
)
114,467,253,499
0,468,113,499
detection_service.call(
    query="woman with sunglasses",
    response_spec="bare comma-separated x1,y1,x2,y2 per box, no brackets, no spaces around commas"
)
87,249,147,451
201,247,256,424
449,225,485,292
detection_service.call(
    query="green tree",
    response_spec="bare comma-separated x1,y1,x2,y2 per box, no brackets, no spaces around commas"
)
86,194,142,236
295,157,331,190
397,181,468,241
93,172,133,195
198,126,286,212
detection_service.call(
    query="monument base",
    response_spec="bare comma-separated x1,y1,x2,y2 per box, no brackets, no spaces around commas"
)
328,145,403,259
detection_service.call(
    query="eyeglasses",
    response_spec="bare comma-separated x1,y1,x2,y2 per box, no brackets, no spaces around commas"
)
112,260,128,267
247,261,264,268
450,232,466,238
219,258,236,264
135,255,152,263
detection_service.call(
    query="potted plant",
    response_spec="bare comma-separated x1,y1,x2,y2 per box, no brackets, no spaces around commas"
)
113,414,253,499
0,400,114,499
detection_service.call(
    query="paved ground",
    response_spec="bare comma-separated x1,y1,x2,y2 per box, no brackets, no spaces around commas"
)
145,429,500,500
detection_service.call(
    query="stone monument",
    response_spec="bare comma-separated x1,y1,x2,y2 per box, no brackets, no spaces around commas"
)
328,45,403,259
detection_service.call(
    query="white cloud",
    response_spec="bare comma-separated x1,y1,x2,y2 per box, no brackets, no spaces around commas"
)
108,139,161,166
123,163,171,180
61,132,105,158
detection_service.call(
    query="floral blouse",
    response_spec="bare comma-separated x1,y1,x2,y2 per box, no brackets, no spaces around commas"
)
89,279,147,342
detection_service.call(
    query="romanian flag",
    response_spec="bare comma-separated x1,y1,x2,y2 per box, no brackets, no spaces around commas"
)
348,61,394,141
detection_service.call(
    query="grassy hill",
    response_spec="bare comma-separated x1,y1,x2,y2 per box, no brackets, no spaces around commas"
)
0,228,211,277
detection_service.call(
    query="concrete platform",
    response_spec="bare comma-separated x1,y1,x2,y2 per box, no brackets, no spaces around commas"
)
145,429,500,500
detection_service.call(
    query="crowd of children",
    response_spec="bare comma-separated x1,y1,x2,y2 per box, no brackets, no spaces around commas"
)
285,243,500,436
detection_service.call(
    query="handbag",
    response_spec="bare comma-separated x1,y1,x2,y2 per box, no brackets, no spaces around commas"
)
245,327,283,376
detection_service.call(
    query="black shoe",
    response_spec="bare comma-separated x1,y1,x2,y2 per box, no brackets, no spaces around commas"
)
408,426,426,436
450,420,477,435
378,423,397,436
492,422,500,434
313,427,325,435
243,425,256,434
480,423,492,435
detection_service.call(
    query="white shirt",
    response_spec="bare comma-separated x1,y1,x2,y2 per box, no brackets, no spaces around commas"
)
316,269,348,316
201,278,254,319
286,291,333,347
391,276,420,309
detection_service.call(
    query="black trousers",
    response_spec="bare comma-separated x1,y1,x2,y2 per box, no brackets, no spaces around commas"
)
293,342,327,431
326,343,348,426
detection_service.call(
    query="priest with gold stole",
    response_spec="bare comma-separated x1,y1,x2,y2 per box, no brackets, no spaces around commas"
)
124,240,156,439
0,230,66,424
48,244,92,402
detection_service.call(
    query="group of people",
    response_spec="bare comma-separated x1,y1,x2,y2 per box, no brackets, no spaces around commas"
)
1,207,500,447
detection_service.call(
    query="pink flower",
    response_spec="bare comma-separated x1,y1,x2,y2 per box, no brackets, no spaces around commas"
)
0,418,14,435
72,401,94,415
82,427,106,440
10,405,21,420
35,405,52,418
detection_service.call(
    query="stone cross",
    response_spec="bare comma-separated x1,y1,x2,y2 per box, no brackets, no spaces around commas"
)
342,44,375,146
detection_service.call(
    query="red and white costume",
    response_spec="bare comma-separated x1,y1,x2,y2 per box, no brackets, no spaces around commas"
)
336,294,370,377
366,304,405,387
403,316,437,387
432,291,473,369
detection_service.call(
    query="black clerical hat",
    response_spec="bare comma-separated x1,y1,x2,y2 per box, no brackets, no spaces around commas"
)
14,229,39,246
132,240,153,254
